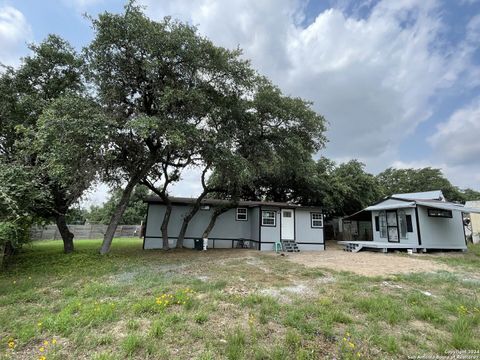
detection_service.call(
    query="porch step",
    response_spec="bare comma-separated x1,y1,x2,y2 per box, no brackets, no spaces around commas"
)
343,242,363,253
281,240,300,252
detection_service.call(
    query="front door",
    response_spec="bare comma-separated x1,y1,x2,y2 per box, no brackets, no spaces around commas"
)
386,211,400,242
281,209,295,240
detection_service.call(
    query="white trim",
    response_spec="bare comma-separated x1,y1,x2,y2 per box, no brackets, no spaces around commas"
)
261,210,276,226
236,207,248,221
311,212,323,228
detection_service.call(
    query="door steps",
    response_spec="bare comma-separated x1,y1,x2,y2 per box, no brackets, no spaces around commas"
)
281,240,300,252
343,242,363,253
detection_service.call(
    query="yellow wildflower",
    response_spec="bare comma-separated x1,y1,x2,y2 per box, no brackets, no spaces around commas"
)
39,346,45,352
43,340,49,346
357,352,361,357
343,337,347,342
52,338,57,345
37,322,42,327
349,342,355,348
8,341,15,349
39,356,46,360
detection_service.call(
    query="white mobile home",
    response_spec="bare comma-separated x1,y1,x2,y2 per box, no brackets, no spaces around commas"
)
143,197,325,251
340,191,480,252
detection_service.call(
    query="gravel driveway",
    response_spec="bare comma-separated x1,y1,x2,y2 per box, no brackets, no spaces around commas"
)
279,241,453,276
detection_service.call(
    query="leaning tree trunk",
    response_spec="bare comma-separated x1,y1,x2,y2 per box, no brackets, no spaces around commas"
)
161,199,172,250
99,179,137,254
202,207,230,239
177,192,209,248
56,214,74,253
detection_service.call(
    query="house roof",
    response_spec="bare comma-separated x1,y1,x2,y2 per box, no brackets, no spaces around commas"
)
144,196,322,210
391,190,445,201
345,190,480,220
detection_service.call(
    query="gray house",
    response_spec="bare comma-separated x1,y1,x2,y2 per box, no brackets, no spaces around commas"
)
339,191,480,252
143,197,325,251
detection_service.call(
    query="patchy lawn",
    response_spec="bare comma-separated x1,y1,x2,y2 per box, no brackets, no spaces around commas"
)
0,239,479,359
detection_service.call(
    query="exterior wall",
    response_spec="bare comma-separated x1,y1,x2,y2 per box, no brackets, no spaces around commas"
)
144,204,256,249
145,203,325,251
250,207,260,250
417,206,466,249
294,208,324,250
259,207,281,251
371,208,418,245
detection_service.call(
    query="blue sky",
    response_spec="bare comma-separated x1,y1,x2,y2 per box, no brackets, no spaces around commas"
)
1,0,479,205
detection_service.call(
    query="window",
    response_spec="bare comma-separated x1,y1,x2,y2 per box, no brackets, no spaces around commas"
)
427,208,452,218
375,216,380,231
379,211,387,238
406,215,413,232
236,208,248,221
262,211,276,226
311,212,323,228
398,210,407,239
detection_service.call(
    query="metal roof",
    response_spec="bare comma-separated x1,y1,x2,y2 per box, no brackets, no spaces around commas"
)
144,196,322,209
364,202,416,211
344,192,480,219
392,190,444,201
415,200,480,214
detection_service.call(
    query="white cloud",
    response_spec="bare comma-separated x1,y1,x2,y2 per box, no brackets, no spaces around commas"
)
0,4,32,67
62,0,104,10
393,160,480,191
428,99,480,167
140,0,477,162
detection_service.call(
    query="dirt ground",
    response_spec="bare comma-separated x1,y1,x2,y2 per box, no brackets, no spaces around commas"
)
277,241,453,276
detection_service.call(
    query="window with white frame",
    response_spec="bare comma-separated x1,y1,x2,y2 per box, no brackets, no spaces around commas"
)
236,208,248,221
311,212,323,228
261,210,276,226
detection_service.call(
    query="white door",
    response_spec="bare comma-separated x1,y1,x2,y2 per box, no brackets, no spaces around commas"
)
281,209,295,240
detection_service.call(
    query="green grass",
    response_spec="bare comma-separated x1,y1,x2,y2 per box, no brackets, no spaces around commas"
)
0,239,479,359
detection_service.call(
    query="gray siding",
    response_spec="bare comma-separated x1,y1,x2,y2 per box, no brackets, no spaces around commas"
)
145,203,324,251
295,209,324,250
144,204,255,249
417,206,466,249
250,207,260,250
260,207,281,251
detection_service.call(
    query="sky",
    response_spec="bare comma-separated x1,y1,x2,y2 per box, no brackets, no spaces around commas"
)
1,0,479,206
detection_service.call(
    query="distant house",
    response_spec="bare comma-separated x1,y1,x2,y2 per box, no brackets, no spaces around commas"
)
143,197,325,251
340,191,480,252
465,200,480,243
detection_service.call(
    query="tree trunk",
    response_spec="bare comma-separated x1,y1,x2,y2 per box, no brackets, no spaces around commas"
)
161,200,172,250
202,207,230,239
99,179,137,254
177,191,209,248
56,214,74,253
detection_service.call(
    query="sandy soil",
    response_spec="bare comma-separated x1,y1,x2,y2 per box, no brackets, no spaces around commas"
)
278,241,453,276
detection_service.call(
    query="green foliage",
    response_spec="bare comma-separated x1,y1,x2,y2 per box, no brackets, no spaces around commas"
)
86,186,149,225
0,164,48,248
0,34,108,250
377,167,465,202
